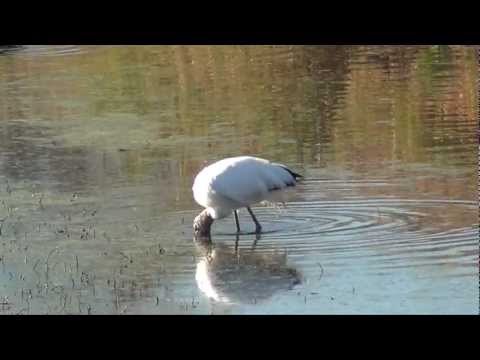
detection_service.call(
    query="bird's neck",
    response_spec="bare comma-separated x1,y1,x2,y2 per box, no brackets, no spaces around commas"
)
193,209,214,240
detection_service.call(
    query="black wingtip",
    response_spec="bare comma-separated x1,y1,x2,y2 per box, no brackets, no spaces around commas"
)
277,165,303,180
291,171,303,179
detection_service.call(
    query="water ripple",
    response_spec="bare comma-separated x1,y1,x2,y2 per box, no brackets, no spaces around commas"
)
216,198,477,274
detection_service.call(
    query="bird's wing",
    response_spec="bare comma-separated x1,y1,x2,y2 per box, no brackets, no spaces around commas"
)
211,168,267,205
210,159,296,206
271,163,303,179
264,164,297,188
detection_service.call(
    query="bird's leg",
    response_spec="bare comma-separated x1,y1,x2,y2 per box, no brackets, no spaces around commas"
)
234,210,241,233
246,206,262,234
234,233,240,256
251,232,261,250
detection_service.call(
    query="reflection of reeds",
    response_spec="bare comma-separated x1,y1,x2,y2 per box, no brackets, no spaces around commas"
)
0,217,5,236
0,46,476,207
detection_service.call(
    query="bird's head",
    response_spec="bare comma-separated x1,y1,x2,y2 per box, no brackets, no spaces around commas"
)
193,209,214,240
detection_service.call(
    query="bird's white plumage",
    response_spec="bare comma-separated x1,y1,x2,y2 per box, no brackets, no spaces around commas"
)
192,156,298,219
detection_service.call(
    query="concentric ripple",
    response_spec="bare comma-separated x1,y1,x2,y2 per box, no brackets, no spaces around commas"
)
216,198,478,274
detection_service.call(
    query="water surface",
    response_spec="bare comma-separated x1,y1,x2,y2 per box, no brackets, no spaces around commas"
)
0,45,477,314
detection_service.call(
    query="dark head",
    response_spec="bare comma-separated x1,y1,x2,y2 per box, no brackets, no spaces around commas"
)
193,209,214,240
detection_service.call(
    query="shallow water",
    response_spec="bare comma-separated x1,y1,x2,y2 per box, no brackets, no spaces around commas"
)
0,45,477,314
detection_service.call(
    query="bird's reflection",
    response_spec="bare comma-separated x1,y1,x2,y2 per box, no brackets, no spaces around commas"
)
194,235,301,304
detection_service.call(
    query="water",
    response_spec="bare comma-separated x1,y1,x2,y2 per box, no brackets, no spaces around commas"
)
0,45,477,314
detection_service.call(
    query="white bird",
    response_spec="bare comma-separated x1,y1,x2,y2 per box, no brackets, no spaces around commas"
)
192,156,302,238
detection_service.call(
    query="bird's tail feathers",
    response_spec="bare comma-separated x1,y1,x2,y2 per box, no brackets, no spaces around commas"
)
274,163,303,180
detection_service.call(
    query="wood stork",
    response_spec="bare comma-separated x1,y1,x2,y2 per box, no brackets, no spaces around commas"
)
192,156,302,238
